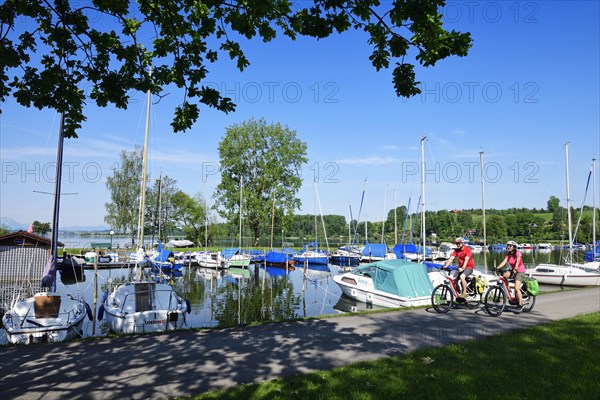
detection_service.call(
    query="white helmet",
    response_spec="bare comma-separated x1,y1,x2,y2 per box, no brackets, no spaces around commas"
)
455,237,464,244
506,240,518,247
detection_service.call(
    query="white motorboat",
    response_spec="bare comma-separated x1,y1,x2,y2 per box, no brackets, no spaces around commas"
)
197,251,222,268
333,259,434,308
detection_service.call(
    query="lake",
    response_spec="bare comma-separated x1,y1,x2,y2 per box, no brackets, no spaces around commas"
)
0,248,581,345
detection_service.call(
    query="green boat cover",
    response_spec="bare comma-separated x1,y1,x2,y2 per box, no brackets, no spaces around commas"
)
354,259,434,298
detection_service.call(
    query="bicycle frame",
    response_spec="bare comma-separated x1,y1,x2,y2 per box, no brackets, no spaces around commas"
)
431,267,480,313
440,269,462,296
484,273,536,317
497,276,518,301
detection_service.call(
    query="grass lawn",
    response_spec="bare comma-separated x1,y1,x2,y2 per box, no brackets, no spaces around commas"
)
187,312,600,400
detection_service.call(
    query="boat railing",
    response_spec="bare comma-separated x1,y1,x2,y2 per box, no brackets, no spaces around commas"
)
117,287,179,313
7,304,83,329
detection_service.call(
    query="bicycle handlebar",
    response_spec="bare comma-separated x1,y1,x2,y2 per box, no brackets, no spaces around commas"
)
440,265,458,271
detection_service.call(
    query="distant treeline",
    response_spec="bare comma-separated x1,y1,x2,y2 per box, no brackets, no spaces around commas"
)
75,202,598,248
214,203,599,248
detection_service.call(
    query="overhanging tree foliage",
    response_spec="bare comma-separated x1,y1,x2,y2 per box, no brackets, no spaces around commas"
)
1,1,472,137
214,118,307,243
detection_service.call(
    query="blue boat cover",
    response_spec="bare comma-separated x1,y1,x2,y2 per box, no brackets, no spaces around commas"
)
423,261,445,273
584,249,600,261
392,243,431,258
221,248,240,260
354,259,433,298
362,243,387,258
154,249,174,262
266,251,289,263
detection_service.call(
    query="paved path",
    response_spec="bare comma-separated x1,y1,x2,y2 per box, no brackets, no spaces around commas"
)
1,287,599,400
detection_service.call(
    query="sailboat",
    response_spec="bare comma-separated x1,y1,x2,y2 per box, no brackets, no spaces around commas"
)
329,204,362,267
221,177,251,268
293,181,330,266
2,114,91,344
526,144,600,286
98,76,190,334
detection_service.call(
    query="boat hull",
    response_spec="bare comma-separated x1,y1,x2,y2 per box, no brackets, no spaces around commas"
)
102,281,188,334
333,275,430,308
103,308,186,334
526,264,600,286
2,292,87,344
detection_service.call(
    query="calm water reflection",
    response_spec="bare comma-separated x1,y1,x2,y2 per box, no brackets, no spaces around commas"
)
0,248,580,344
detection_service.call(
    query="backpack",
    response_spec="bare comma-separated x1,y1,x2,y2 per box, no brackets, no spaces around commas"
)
475,275,487,294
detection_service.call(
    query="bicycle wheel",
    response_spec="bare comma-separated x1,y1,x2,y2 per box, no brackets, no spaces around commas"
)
431,284,454,313
521,291,536,313
466,293,481,309
484,286,506,317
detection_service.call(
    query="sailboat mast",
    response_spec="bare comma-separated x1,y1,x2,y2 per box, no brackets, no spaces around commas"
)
394,189,397,244
49,113,66,290
270,192,275,250
420,135,426,261
204,179,208,251
138,71,151,248
364,179,368,242
157,173,162,243
565,143,573,262
381,186,387,244
239,176,243,249
314,180,329,251
593,158,597,261
480,151,487,269
348,203,352,244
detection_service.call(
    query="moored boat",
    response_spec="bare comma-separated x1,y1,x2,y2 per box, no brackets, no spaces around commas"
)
333,259,434,308
526,263,600,286
1,115,90,344
100,281,189,334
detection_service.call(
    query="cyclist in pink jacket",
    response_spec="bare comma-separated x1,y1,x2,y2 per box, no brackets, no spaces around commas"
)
496,240,525,310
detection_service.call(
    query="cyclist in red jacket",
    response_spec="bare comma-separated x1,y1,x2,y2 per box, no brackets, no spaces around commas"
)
443,237,474,298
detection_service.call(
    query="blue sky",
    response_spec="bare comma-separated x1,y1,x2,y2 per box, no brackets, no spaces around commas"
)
1,1,599,229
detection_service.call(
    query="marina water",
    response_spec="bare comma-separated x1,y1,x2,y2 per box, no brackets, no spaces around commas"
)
0,248,578,345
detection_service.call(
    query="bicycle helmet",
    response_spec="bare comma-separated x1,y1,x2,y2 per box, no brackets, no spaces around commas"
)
506,240,517,247
455,237,464,244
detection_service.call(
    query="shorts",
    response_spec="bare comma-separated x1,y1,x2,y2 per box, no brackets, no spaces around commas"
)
514,272,525,282
453,268,473,280
460,268,474,278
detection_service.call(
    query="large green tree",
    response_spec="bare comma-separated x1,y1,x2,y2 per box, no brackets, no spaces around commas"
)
32,220,51,235
547,196,560,213
1,1,472,137
104,147,143,244
214,118,307,244
170,191,208,246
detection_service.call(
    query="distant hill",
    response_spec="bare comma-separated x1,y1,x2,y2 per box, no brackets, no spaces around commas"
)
0,217,27,230
61,225,110,232
0,217,108,232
